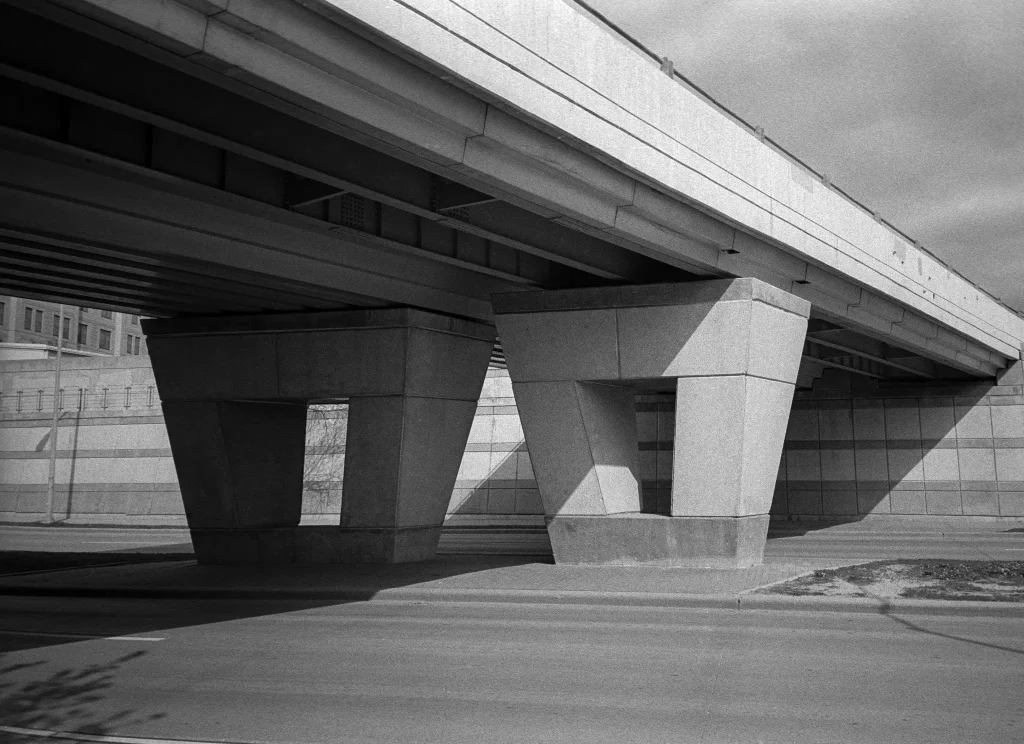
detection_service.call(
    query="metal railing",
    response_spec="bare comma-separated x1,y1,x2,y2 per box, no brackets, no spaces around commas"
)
0,386,159,414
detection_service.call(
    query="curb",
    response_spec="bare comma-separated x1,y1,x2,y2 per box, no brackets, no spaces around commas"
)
2,582,1021,618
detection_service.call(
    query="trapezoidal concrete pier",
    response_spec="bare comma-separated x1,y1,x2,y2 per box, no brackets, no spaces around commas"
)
493,279,810,567
143,309,494,564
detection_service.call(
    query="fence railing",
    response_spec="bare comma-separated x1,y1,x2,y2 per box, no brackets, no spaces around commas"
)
0,386,159,414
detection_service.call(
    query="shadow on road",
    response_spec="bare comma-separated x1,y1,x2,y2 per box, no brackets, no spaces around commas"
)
0,550,194,576
0,551,553,653
767,518,863,538
0,651,165,740
876,601,1024,656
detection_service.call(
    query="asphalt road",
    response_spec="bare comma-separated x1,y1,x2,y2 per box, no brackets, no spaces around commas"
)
1,596,1022,744
0,525,194,554
2,523,1023,562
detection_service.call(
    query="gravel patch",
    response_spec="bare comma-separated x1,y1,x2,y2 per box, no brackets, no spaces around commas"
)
759,560,1024,602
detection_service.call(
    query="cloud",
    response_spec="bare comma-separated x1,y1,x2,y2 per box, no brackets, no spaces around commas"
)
582,0,1024,311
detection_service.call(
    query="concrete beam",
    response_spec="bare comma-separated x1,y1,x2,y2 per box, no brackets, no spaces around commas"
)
0,145,510,321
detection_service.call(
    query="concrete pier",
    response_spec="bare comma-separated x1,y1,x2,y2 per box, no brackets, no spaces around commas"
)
144,309,494,564
494,279,809,566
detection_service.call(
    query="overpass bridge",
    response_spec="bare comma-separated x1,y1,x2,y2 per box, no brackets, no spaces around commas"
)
1,0,1022,566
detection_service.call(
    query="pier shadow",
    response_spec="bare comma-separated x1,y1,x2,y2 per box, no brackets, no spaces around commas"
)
0,550,551,654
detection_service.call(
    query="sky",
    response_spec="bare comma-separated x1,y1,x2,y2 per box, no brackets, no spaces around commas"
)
583,0,1024,313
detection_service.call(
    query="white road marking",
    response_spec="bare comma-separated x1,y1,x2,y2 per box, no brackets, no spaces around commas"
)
0,724,228,744
0,629,164,641
83,541,153,544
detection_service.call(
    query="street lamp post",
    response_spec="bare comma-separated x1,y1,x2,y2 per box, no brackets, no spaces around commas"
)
45,304,65,524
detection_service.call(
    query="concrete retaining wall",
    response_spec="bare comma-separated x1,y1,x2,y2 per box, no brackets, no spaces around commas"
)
3,357,1023,525
778,380,1024,519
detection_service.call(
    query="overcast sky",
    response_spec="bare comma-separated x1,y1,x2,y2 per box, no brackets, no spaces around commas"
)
584,0,1024,313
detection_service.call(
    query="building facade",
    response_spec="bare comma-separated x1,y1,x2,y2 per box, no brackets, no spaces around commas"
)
0,295,148,358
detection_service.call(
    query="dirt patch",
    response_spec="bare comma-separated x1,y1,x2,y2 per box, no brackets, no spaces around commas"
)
760,560,1024,602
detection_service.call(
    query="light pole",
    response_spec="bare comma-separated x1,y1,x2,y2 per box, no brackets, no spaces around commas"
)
46,304,65,524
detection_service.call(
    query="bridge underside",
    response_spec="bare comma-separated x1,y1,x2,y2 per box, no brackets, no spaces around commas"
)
0,2,1015,566
0,4,986,387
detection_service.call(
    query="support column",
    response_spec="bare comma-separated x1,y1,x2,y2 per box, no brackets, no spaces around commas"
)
511,381,641,516
161,401,308,527
339,394,479,562
144,309,494,564
493,279,809,567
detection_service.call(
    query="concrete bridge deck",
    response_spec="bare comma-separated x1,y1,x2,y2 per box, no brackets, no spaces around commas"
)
1,0,1021,378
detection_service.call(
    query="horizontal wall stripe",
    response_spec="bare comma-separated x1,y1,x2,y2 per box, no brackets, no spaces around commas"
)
462,442,527,453
918,480,963,491
638,441,673,450
784,438,1024,450
491,441,526,452
453,479,537,490
781,479,1009,493
0,415,166,428
1,482,181,493
0,449,173,460
991,396,1024,406
953,481,998,491
635,403,675,413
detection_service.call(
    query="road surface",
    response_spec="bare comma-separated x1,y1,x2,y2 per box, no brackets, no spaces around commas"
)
2,523,1022,562
1,595,1021,744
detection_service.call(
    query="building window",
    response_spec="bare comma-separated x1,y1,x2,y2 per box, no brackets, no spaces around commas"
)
135,336,142,354
78,323,88,345
80,306,89,314
126,334,136,354
35,310,43,333
23,306,32,331
62,316,70,340
130,314,140,326
0,301,5,326
100,310,112,319
99,329,111,350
